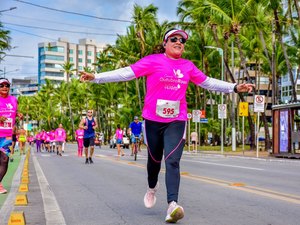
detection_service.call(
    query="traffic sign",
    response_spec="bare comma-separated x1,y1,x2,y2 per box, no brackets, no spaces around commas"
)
200,118,208,123
239,102,249,116
254,95,265,112
192,110,200,122
187,113,192,120
218,104,227,119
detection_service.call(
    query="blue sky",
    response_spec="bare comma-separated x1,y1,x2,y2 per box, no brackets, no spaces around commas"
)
1,0,180,80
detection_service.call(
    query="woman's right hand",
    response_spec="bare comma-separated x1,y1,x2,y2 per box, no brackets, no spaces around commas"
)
79,71,95,82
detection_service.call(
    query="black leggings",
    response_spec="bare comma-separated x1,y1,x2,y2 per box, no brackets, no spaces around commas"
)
0,151,9,182
144,119,186,203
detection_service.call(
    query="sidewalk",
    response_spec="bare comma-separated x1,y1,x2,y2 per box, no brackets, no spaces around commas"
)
0,150,46,225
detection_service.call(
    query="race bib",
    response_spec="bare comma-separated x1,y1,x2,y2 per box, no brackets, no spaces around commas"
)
0,118,13,129
156,99,180,118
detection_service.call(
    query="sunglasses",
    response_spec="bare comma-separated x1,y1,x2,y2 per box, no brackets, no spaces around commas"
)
88,111,93,113
169,36,186,44
0,84,10,88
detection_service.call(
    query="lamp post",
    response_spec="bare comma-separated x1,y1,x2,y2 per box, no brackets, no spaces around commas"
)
204,46,224,154
0,68,19,78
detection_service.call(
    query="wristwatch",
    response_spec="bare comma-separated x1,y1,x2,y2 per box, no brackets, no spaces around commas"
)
233,84,238,93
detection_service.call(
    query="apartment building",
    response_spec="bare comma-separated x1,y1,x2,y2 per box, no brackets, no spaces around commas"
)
38,38,104,85
10,77,39,97
235,62,272,119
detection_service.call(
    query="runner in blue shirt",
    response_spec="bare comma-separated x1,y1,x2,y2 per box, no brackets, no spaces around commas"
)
129,116,142,156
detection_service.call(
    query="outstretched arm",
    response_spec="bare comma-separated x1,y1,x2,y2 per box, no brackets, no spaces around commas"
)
198,77,255,93
80,67,136,83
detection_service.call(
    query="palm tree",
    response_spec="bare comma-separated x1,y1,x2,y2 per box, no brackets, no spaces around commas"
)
0,22,11,61
61,61,77,140
132,4,159,111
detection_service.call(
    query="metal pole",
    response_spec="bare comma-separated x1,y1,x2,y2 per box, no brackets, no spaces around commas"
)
256,112,260,158
204,46,224,154
220,49,224,155
188,119,190,152
231,41,236,151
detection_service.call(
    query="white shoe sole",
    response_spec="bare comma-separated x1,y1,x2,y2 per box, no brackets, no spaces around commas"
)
165,206,184,223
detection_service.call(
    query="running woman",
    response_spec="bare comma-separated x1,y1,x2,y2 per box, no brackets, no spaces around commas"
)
75,125,84,157
0,78,22,194
18,127,26,155
79,109,98,164
35,131,42,153
115,124,125,156
55,124,66,156
80,28,254,223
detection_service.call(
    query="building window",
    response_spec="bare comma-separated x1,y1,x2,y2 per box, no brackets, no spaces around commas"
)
78,58,83,63
69,57,73,62
87,59,92,63
87,51,92,56
78,66,83,70
69,49,73,54
40,55,64,61
78,50,83,55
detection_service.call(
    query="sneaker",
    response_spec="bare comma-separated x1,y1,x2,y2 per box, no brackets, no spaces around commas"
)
165,201,184,223
0,183,7,194
85,158,89,164
89,157,93,164
144,182,159,208
10,158,14,162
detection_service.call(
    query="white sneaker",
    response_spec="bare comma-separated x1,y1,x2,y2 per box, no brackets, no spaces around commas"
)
165,201,184,223
143,182,159,208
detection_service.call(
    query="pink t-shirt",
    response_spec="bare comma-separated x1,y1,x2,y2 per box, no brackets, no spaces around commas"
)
75,129,84,140
55,128,66,142
130,54,207,122
0,95,18,137
115,129,123,140
49,131,56,141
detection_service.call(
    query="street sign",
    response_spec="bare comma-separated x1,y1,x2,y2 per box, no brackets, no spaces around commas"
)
200,118,208,123
218,104,227,119
254,95,265,112
192,110,200,122
187,113,192,120
239,102,249,116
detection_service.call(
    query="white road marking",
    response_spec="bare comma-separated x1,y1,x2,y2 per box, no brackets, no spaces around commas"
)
182,159,264,171
32,152,66,225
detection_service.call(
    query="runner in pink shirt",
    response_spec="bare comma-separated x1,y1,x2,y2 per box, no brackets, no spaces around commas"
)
75,125,84,157
0,78,23,194
80,28,255,223
55,124,66,156
49,129,56,153
115,124,125,156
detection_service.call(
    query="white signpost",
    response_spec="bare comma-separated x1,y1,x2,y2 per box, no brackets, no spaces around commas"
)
218,104,227,154
254,95,265,158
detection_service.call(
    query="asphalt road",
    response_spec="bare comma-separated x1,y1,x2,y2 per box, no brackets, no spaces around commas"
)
1,143,300,225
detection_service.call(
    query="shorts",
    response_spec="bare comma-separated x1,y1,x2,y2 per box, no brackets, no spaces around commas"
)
56,141,64,146
0,137,12,156
116,139,122,144
131,134,141,143
84,137,95,148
